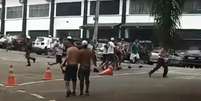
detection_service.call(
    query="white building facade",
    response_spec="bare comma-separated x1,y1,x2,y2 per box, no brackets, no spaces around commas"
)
0,0,201,46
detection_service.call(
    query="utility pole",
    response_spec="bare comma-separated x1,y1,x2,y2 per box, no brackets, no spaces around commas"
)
49,0,55,37
21,0,27,38
1,0,5,36
92,0,100,45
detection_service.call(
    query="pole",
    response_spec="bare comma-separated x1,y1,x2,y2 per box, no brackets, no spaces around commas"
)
1,0,5,36
49,0,55,37
22,0,27,38
92,0,100,45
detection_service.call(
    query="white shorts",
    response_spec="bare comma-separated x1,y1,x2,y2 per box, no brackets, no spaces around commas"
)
130,53,140,60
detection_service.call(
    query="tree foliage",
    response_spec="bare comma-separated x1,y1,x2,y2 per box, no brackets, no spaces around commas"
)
151,0,185,49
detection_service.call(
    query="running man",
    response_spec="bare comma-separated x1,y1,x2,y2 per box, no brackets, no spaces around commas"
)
25,36,36,66
61,40,79,97
48,39,64,66
149,47,169,78
107,37,116,69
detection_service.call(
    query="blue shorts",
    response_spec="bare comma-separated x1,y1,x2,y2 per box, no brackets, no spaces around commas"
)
64,64,78,81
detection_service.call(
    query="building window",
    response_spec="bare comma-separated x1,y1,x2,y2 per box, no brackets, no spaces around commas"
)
29,30,49,40
183,0,201,14
57,30,80,40
7,6,22,19
29,4,49,17
90,0,120,15
56,2,81,16
129,0,151,14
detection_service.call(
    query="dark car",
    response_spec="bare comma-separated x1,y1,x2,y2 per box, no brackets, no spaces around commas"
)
182,48,201,68
168,50,184,67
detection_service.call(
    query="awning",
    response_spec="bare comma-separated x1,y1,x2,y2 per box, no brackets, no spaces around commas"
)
80,23,121,29
121,23,154,28
177,30,201,41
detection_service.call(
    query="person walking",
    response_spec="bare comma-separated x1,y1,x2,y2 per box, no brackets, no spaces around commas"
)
61,40,79,97
78,40,97,96
99,43,108,70
107,37,116,69
149,47,169,78
25,36,36,66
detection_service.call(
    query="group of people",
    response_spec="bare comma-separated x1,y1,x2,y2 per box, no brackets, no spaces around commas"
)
60,39,97,97
23,35,169,97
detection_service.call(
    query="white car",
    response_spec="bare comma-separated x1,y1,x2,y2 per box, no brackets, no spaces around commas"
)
149,49,160,64
0,37,7,48
33,37,58,55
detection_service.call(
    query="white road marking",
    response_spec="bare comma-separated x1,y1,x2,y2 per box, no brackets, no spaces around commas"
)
49,100,56,101
170,71,201,76
17,72,147,86
30,93,45,99
16,90,26,93
18,79,63,86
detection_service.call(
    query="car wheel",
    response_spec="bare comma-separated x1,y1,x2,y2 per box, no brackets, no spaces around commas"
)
190,65,193,68
147,61,154,65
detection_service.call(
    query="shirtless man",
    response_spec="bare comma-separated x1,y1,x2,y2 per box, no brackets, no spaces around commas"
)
78,40,97,96
61,41,79,97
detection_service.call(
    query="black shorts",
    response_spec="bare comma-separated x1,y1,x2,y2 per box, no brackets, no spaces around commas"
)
64,64,78,81
78,65,90,81
108,54,115,63
102,54,107,62
56,55,62,64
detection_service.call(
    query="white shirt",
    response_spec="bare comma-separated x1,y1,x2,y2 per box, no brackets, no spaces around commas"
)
87,44,93,51
55,43,63,56
107,41,115,54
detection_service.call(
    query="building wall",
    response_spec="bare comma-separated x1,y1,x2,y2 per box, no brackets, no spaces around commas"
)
1,0,201,39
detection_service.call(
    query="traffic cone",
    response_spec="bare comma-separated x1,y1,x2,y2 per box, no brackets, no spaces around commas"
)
5,65,17,87
43,66,53,80
98,65,113,76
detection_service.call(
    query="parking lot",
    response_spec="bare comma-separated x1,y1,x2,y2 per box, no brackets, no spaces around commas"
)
0,49,201,101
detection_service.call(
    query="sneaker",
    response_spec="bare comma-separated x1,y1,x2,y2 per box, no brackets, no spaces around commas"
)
71,92,76,96
33,58,36,63
85,91,89,96
128,66,132,69
26,64,31,66
66,91,71,97
93,68,99,73
148,72,151,78
79,92,83,96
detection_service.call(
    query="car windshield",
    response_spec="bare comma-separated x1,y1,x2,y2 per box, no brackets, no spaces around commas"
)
36,37,44,42
186,50,201,54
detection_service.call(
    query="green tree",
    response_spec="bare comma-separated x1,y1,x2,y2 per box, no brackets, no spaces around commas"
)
151,0,185,49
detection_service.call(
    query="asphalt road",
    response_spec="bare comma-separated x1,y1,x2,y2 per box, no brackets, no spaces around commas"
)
0,49,201,101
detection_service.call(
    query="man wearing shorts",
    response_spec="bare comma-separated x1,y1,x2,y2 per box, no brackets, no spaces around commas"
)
62,40,79,97
48,39,63,66
78,40,97,96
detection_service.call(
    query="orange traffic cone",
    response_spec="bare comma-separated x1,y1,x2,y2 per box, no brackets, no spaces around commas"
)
43,66,53,80
98,65,113,76
5,65,17,87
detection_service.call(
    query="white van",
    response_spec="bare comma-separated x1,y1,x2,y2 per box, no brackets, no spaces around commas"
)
33,37,58,55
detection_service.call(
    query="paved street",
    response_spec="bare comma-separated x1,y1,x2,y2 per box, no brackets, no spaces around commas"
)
0,49,201,101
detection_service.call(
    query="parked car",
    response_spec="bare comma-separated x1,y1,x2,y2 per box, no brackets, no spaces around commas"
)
32,37,58,55
168,50,184,66
148,48,161,65
182,48,201,68
96,43,106,60
0,36,7,48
